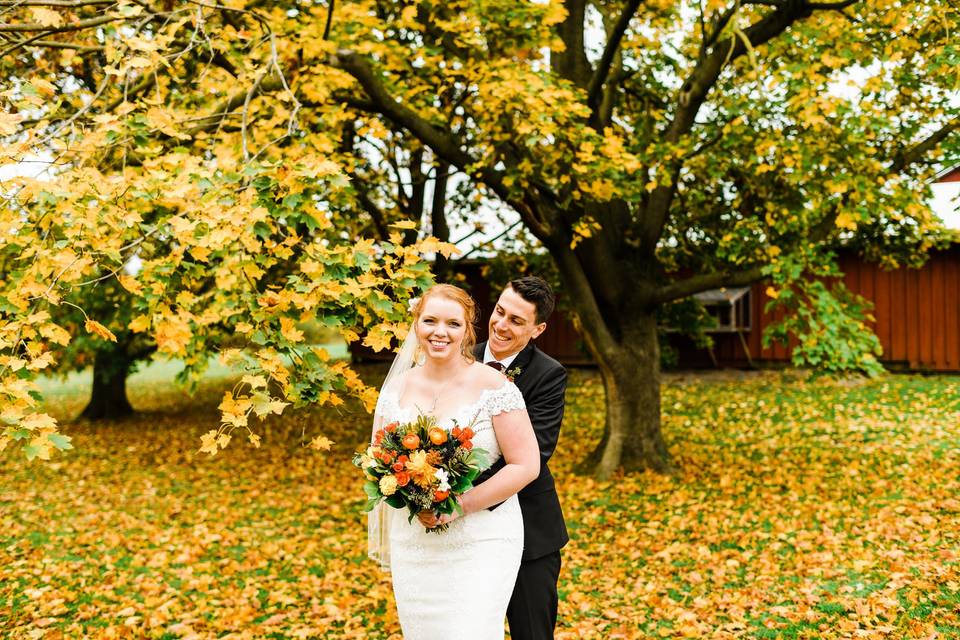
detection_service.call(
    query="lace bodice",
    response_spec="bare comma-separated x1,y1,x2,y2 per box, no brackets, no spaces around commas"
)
376,380,526,462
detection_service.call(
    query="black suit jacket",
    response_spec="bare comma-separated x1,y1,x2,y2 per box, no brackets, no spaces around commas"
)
473,341,569,560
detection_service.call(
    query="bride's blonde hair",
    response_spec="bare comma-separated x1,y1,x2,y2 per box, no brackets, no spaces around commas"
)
411,284,479,363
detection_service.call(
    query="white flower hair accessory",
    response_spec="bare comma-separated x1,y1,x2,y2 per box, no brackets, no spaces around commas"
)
407,296,421,313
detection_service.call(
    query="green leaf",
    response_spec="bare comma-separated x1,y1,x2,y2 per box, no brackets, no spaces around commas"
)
363,481,381,500
48,434,73,451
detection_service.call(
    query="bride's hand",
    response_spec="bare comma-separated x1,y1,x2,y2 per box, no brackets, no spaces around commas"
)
417,498,466,529
417,511,441,528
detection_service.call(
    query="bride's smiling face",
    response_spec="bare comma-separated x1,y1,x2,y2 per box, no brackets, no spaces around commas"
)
416,295,467,362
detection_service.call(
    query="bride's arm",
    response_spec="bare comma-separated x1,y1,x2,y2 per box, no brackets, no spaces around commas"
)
420,409,538,528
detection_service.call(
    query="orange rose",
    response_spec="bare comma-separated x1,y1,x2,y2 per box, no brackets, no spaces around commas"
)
395,471,411,487
457,427,474,442
374,430,385,445
433,489,449,502
451,426,462,438
392,460,405,472
428,427,448,445
461,440,473,450
385,422,398,433
401,433,420,450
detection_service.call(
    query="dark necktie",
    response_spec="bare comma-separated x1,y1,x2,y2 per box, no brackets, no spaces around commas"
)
485,361,504,371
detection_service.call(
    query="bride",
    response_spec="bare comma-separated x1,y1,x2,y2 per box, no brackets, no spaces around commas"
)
369,283,540,639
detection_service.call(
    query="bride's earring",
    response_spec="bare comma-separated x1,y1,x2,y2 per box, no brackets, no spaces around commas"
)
414,345,425,366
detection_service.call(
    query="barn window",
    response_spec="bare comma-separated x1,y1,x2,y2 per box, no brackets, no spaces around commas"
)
693,286,751,332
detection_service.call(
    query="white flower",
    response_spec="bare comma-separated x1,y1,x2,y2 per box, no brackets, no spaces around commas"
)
434,467,450,492
408,296,421,312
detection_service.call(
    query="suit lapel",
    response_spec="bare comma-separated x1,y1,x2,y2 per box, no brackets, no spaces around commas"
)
504,342,536,382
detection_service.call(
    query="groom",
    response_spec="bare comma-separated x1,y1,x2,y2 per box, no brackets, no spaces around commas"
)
473,275,569,640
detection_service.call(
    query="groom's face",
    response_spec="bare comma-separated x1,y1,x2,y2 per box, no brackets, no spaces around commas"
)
488,286,547,360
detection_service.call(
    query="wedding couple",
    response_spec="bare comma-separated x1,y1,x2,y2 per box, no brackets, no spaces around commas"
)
368,276,569,639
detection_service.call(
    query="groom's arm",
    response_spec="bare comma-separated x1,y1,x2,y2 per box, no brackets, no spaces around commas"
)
526,365,567,470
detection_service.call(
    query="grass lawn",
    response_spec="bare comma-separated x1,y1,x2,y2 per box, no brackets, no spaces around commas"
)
2,366,959,638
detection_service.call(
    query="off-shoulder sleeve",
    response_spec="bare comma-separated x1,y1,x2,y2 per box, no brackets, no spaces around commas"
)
484,380,526,417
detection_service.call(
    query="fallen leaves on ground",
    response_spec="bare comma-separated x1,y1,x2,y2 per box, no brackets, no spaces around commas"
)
1,368,958,638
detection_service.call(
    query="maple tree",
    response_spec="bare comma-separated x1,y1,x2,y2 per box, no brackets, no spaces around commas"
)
0,1,454,459
324,0,959,477
2,1,958,480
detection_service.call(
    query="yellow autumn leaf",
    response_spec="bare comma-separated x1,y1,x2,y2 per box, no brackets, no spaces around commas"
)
309,435,334,451
363,327,394,352
389,220,417,230
85,320,118,342
0,111,22,135
765,287,779,299
26,352,55,371
27,435,53,461
39,323,71,346
835,212,857,230
30,7,63,27
118,275,143,295
279,317,304,343
155,317,192,355
199,430,219,456
20,413,58,432
128,315,151,333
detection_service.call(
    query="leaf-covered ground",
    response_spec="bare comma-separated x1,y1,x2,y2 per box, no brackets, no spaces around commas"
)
2,367,959,639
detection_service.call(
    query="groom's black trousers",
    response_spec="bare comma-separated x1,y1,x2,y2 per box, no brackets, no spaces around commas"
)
506,551,562,640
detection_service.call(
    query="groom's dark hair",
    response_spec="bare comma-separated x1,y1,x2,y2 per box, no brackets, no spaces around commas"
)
508,276,555,324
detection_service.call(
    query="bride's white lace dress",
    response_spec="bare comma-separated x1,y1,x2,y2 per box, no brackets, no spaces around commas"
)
377,380,527,640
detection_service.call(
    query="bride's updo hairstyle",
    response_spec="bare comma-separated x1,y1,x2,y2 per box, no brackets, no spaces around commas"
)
411,284,480,362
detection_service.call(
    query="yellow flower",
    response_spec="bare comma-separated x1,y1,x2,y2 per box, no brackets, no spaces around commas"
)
406,449,430,473
406,450,436,489
379,475,398,496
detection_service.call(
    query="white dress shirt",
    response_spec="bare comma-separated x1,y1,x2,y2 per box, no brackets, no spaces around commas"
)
482,343,521,371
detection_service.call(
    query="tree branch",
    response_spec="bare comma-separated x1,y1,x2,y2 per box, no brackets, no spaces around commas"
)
20,38,102,51
0,13,121,33
552,0,591,87
0,0,113,6
891,118,959,173
642,2,812,255
700,4,738,56
671,4,806,143
653,265,766,305
332,48,559,234
807,0,859,9
186,75,283,135
586,0,642,120
354,182,391,241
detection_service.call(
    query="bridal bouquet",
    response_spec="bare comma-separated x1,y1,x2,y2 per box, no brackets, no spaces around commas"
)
353,414,490,533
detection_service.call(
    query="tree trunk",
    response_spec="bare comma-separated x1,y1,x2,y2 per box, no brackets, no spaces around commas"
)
579,310,672,478
80,347,134,420
431,161,451,280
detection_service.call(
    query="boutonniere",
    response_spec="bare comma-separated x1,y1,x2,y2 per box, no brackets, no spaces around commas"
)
505,366,522,383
